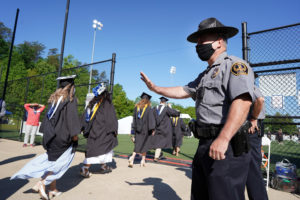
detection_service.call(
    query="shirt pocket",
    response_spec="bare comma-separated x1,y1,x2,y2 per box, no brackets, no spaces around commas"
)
201,81,224,106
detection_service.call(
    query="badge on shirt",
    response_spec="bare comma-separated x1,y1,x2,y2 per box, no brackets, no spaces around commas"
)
211,67,220,79
231,62,248,76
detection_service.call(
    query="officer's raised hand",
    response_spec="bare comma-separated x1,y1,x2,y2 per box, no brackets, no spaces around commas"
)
140,71,191,99
140,72,156,92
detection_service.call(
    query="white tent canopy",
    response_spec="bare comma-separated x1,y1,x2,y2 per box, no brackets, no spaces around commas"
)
118,116,133,134
180,113,191,119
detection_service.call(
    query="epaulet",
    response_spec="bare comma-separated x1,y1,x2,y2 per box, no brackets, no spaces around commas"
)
224,56,232,61
227,55,248,64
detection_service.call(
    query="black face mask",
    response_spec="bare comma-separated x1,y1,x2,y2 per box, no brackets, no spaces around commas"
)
195,42,215,61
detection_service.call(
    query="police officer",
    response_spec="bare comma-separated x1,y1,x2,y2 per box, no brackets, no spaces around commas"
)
247,84,268,200
140,17,254,200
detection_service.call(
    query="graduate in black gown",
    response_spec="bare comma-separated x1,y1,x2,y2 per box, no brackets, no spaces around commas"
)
152,97,180,162
171,117,188,156
129,92,156,167
80,83,118,177
11,75,81,200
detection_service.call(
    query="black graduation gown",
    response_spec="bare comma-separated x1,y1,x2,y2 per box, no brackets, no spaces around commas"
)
171,118,187,148
131,106,156,153
151,106,180,149
81,100,118,158
40,98,81,161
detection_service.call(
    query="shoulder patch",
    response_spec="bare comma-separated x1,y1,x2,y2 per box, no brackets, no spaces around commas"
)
231,62,248,76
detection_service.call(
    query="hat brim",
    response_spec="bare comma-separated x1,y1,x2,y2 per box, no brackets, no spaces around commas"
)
187,26,239,43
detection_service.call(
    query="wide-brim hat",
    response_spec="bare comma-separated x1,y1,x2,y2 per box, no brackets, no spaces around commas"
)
187,17,239,43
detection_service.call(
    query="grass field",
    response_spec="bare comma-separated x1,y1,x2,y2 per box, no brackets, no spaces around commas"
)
0,129,198,161
1,128,300,176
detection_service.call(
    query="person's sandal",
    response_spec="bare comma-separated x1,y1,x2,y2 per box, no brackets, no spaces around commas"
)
80,166,92,178
99,165,112,174
140,159,146,167
38,180,49,200
48,190,62,199
128,156,134,168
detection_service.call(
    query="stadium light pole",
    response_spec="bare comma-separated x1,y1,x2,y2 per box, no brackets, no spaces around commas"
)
88,19,103,93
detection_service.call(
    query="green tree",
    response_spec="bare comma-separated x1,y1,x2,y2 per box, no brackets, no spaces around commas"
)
112,84,135,119
16,41,45,69
264,112,298,134
0,22,11,60
47,48,59,70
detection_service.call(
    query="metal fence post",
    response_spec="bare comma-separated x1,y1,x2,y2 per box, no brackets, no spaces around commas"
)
2,8,19,101
110,53,116,96
242,22,249,63
57,0,71,88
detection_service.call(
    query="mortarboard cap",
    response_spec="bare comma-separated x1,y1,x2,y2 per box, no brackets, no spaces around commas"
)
140,92,152,100
159,96,169,102
92,82,107,97
57,75,76,88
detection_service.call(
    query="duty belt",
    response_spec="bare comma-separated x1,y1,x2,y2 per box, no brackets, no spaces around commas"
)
195,124,224,139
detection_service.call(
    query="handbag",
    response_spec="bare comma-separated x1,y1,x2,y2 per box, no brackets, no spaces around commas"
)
270,159,298,192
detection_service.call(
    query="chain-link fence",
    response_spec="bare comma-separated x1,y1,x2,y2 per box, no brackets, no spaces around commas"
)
0,54,116,143
243,23,300,178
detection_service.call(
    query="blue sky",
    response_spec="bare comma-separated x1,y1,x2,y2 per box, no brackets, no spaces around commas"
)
1,0,299,107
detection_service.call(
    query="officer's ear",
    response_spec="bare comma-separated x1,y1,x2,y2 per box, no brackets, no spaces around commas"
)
214,38,222,49
218,37,227,50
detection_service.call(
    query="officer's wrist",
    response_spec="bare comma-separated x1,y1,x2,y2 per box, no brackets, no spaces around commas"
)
250,116,258,120
217,134,230,143
153,85,160,93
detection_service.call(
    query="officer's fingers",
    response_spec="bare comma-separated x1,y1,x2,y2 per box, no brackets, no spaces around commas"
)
220,153,226,160
211,150,217,160
210,148,219,160
249,127,255,134
216,152,222,160
140,72,147,82
140,71,146,78
140,72,150,81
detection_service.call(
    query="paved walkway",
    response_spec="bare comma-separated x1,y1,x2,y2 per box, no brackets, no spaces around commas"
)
0,139,299,200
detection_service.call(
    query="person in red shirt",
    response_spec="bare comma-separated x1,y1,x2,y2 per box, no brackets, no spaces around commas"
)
23,103,45,147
